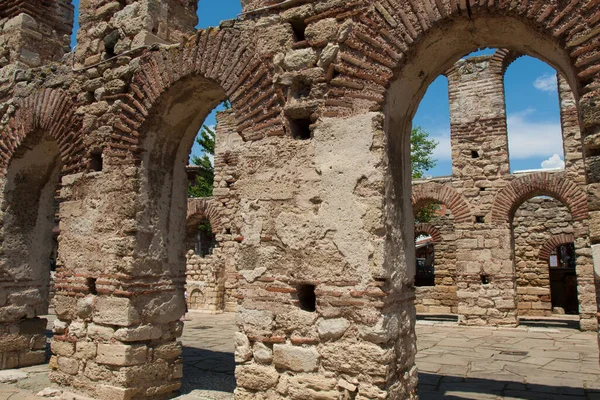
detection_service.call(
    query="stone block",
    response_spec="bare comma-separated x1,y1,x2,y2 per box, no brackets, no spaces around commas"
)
114,325,162,342
317,318,349,340
51,340,75,357
57,356,79,375
273,344,319,372
236,364,279,391
96,343,147,366
93,297,140,327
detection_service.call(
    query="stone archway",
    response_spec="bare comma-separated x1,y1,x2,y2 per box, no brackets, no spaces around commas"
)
412,182,473,223
491,172,588,223
0,88,80,370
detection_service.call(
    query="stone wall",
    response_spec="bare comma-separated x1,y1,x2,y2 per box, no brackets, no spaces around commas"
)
513,197,574,317
411,50,595,330
0,0,72,76
414,209,458,314
0,1,599,399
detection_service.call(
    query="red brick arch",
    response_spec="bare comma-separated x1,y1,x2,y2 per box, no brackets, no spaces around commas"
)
412,183,472,223
323,1,600,116
539,233,576,261
0,88,82,175
414,223,442,244
108,27,285,160
491,172,588,223
187,197,224,234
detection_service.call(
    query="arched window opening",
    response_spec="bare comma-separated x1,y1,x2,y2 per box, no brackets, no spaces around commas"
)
412,200,458,315
2,132,62,368
415,236,435,287
504,56,564,174
548,243,578,316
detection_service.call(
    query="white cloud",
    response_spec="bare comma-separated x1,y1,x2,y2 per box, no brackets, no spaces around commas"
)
507,109,563,159
533,74,558,93
430,128,452,161
541,154,565,170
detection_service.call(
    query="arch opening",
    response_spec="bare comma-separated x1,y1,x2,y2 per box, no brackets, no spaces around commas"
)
1,131,62,368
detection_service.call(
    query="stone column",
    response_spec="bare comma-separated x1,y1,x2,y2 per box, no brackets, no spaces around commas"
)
0,0,73,77
446,55,517,326
233,112,417,398
558,74,597,330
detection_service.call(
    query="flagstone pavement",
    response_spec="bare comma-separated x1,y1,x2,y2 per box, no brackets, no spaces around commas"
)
1,312,599,399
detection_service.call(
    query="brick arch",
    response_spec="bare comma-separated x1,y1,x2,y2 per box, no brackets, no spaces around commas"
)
414,223,442,244
539,233,576,261
412,183,472,223
489,49,525,76
108,27,285,160
187,197,224,234
491,172,588,223
323,1,600,116
0,88,82,175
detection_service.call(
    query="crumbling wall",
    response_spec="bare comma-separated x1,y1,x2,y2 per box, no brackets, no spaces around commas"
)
414,210,458,315
0,1,599,399
0,0,73,76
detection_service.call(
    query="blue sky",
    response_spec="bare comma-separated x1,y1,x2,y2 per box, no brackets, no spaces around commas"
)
70,2,564,174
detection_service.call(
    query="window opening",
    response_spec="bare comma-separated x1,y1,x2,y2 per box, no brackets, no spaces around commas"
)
297,284,316,312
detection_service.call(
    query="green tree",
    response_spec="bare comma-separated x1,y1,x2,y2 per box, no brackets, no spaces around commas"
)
411,126,440,223
188,124,215,198
411,126,438,179
188,101,231,198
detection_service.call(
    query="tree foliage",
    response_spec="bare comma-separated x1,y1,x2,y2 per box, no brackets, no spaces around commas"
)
411,126,440,223
188,101,231,198
188,124,215,198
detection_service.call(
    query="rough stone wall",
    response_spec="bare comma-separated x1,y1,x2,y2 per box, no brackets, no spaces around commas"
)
0,1,599,399
414,210,458,314
74,0,197,66
513,197,573,317
412,50,595,330
0,0,73,76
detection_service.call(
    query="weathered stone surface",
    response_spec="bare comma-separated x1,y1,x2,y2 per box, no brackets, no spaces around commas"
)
273,344,319,372
96,343,147,366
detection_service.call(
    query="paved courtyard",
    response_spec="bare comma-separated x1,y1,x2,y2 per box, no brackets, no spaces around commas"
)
0,313,599,399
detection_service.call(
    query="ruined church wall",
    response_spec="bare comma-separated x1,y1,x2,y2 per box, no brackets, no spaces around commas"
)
0,0,600,399
513,197,573,316
414,211,458,315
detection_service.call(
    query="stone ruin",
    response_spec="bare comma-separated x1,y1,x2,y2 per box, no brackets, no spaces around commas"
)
411,51,595,329
0,0,600,399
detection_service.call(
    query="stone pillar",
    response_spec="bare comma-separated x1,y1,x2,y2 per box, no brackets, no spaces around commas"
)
446,55,510,180
74,0,198,66
446,55,517,326
0,0,73,76
558,74,597,330
0,133,62,369
233,112,417,398
559,74,586,185
51,168,186,400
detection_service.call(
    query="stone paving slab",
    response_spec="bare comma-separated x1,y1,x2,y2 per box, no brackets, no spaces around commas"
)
1,312,599,399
